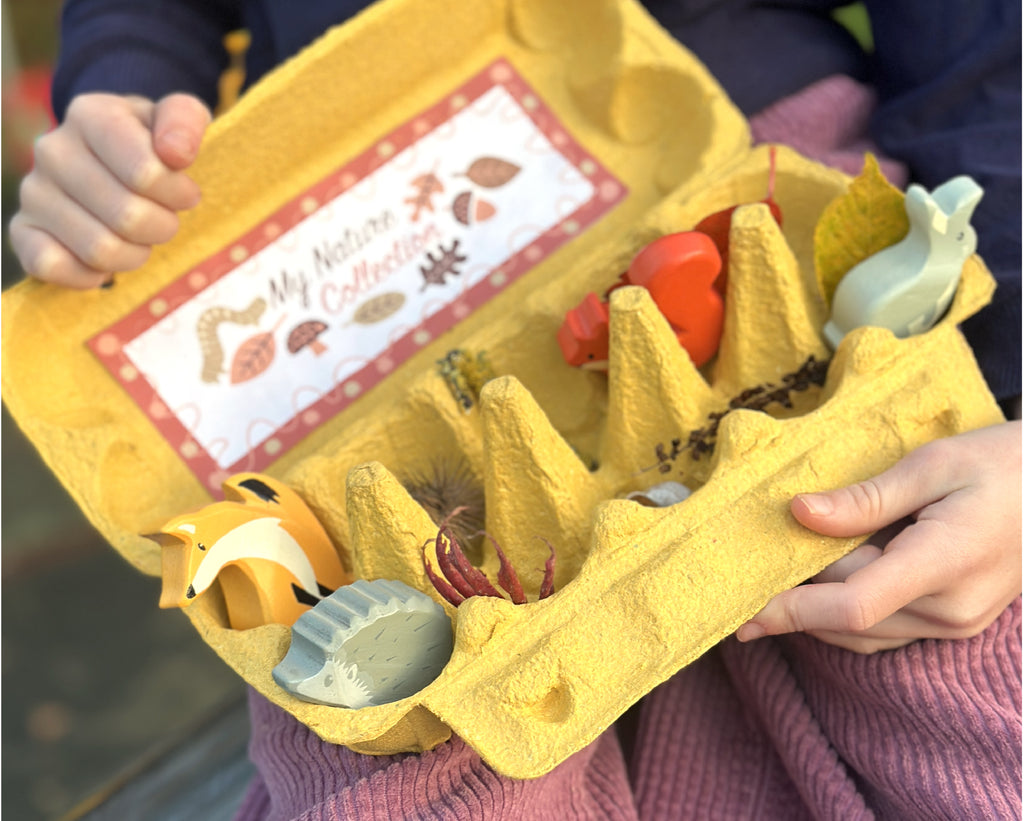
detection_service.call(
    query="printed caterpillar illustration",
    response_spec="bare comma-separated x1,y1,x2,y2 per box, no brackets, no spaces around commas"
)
197,298,268,383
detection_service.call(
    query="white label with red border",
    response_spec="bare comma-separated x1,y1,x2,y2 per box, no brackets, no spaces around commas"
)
90,59,626,493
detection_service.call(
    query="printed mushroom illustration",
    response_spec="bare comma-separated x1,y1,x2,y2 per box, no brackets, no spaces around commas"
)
288,320,329,356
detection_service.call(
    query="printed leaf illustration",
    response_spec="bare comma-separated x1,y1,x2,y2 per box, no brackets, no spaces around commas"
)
814,154,909,305
231,316,285,384
351,292,406,325
405,172,444,222
462,157,521,188
453,191,498,226
197,297,267,384
420,240,468,290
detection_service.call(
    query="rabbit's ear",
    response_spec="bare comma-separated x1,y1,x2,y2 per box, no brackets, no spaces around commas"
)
929,208,949,235
904,184,943,231
933,176,984,221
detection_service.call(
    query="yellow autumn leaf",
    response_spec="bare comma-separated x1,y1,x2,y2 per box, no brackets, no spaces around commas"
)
814,154,909,305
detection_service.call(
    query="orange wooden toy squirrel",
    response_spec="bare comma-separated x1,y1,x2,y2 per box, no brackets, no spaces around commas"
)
558,147,781,370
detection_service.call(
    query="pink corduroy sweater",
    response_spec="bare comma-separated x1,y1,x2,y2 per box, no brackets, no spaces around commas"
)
233,78,1022,821
235,598,1021,820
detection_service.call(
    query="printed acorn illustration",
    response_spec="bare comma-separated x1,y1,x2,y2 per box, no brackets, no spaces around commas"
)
147,473,352,630
452,191,497,226
450,156,519,225
823,175,983,347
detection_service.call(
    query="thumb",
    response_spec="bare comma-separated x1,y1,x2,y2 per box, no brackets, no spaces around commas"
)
151,93,212,170
791,444,953,538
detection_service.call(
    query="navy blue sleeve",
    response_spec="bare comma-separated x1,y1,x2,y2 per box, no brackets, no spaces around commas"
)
865,0,1022,403
50,0,380,120
51,0,243,119
642,0,870,115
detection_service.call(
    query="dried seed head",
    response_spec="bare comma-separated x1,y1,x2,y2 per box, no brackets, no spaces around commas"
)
403,459,485,552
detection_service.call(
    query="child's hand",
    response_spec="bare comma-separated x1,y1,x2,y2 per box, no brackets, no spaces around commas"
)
9,92,211,288
737,421,1022,653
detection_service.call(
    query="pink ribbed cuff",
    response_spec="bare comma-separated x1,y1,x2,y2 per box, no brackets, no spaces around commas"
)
237,688,639,821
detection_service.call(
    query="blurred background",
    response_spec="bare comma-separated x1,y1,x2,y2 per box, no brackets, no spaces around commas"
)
2,3,248,819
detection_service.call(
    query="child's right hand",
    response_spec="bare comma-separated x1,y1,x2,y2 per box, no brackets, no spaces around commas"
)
9,92,211,288
737,420,1022,653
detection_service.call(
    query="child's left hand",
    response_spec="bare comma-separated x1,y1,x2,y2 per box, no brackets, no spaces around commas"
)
736,421,1022,653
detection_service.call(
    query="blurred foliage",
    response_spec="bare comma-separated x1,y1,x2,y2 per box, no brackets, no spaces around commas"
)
5,1,61,66
832,2,873,52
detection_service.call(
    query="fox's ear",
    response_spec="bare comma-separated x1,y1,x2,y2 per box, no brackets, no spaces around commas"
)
223,473,283,505
142,531,188,548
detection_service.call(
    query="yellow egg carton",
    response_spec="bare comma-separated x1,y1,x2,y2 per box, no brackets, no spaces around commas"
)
1,0,1003,779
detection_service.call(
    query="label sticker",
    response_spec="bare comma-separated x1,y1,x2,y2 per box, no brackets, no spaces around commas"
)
89,59,627,493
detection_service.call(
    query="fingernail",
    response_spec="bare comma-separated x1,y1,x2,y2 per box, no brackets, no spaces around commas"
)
162,129,195,161
798,493,833,516
736,622,766,642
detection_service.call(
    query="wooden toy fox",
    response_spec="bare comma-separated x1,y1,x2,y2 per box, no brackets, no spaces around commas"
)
147,473,352,630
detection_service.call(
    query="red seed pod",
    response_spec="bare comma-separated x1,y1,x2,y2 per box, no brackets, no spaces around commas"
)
422,539,465,607
480,532,526,605
537,539,556,600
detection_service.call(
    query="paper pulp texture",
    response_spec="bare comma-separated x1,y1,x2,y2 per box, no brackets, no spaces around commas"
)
1,0,1003,779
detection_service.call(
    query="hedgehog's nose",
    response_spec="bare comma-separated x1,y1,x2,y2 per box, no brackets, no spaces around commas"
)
271,649,311,692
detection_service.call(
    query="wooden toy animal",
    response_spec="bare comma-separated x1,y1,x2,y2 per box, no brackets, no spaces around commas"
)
823,175,983,348
273,579,453,708
148,473,352,630
558,150,781,371
556,291,612,370
558,231,723,369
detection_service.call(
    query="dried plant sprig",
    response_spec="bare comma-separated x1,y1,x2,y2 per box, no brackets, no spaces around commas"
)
403,459,485,548
422,511,557,607
649,355,831,471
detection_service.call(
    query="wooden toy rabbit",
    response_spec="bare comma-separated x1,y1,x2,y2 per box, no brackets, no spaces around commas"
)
823,175,983,348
